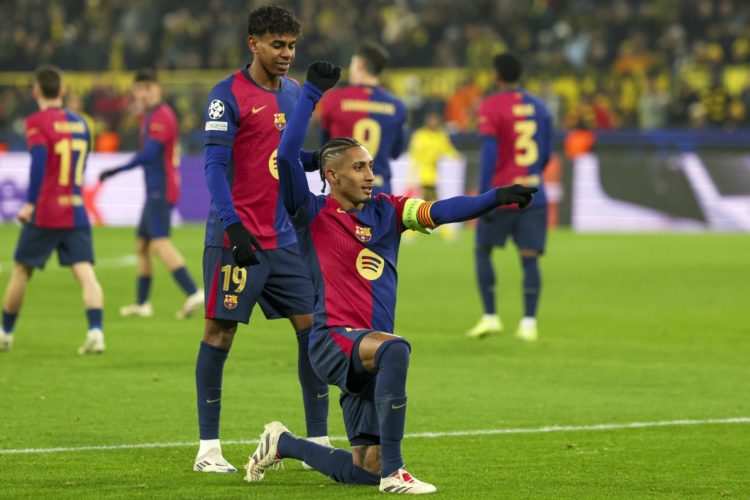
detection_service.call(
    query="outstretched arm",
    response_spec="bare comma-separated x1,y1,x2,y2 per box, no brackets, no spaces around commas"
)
278,62,341,215
403,185,537,233
99,139,163,181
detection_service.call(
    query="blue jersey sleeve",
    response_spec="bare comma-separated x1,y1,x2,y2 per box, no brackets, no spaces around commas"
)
205,143,241,228
430,189,500,225
111,139,163,175
204,82,240,147
278,81,321,216
27,145,47,203
479,136,498,193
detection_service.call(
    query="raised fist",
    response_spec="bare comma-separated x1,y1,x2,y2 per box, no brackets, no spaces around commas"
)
306,61,341,92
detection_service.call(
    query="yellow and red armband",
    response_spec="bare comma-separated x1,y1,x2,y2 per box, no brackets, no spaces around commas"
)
402,198,436,234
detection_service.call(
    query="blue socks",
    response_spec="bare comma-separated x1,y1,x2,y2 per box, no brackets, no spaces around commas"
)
374,340,410,477
2,310,18,334
172,267,198,296
296,328,329,437
475,247,496,314
521,256,541,317
137,276,151,304
85,309,103,330
195,341,229,439
277,432,380,485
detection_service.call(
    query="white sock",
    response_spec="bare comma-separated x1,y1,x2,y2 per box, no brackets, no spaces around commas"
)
198,439,221,456
520,317,536,326
483,314,500,322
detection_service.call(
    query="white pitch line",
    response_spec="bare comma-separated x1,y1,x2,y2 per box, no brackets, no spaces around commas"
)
1,417,748,455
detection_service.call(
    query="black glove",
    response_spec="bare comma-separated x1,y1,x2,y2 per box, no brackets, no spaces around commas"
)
226,222,263,267
495,184,538,209
306,61,341,92
99,169,118,182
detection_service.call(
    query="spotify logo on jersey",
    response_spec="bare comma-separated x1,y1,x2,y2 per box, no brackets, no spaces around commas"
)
268,149,279,180
356,248,384,281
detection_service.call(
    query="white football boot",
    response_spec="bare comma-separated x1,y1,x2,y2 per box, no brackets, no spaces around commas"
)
465,314,502,339
379,468,437,494
78,328,105,354
193,448,237,473
0,331,14,352
515,317,538,342
244,421,288,482
119,302,153,317
176,289,204,319
301,435,332,470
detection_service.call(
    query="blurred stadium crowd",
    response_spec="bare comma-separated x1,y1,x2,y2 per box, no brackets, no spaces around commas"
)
3,0,750,151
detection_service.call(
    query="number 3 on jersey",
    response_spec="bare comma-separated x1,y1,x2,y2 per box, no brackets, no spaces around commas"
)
512,104,538,167
352,118,382,156
54,138,88,186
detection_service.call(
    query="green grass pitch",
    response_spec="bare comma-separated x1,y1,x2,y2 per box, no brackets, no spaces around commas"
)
0,223,748,498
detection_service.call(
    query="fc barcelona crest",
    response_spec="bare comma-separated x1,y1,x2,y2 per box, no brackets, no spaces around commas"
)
355,225,372,243
223,294,238,310
273,113,286,131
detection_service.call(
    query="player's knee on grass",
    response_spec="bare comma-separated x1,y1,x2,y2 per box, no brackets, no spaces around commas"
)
203,318,237,349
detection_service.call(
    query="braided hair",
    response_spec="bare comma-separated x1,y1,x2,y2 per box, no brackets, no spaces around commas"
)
316,137,363,193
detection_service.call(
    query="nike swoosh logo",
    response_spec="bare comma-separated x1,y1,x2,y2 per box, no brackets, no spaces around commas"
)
317,393,329,399
206,398,221,404
336,208,346,213
391,402,407,410
251,105,267,114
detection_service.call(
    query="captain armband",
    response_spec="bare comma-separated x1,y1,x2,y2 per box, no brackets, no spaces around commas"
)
402,198,436,234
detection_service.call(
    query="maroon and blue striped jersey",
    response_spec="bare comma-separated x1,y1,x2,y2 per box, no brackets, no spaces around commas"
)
203,66,300,249
24,108,91,228
140,103,180,204
291,192,412,337
319,85,407,193
478,90,552,208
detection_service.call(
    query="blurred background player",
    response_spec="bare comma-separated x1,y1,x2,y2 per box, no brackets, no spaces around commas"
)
193,5,330,474
408,111,461,202
98,70,202,320
318,41,407,195
466,53,553,342
1,65,104,354
244,60,536,495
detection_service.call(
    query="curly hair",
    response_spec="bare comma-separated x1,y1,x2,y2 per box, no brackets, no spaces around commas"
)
247,5,301,37
317,137,363,193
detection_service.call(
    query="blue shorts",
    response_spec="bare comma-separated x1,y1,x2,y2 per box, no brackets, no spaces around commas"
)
476,205,548,253
203,245,314,324
309,327,410,446
14,225,94,269
137,199,173,239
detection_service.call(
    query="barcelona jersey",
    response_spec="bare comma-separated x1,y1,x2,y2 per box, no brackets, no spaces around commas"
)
478,90,553,208
140,103,180,204
319,85,407,193
290,193,412,341
203,66,300,249
24,108,91,228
